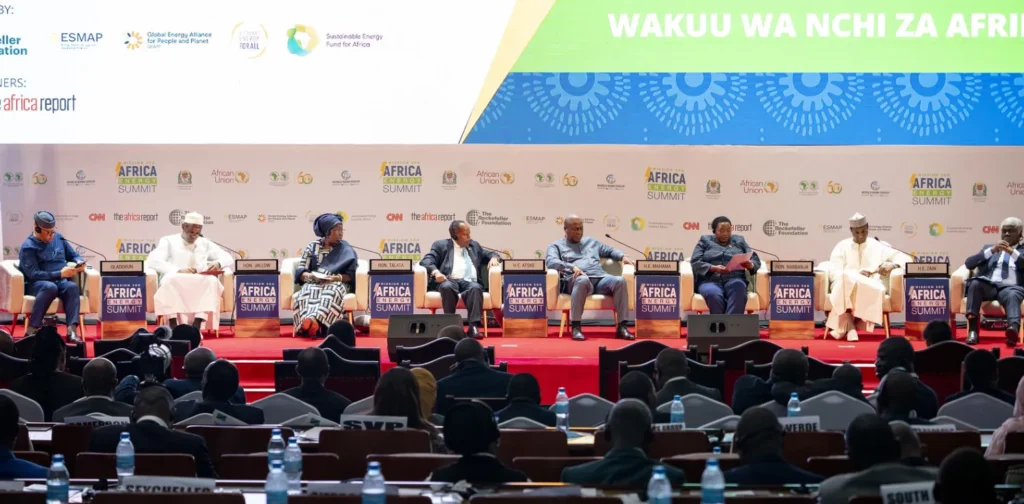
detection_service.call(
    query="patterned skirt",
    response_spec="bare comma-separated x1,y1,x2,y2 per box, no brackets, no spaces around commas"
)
293,282,349,327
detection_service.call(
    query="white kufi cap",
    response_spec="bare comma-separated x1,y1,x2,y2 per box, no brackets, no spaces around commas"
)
849,212,868,228
183,212,204,225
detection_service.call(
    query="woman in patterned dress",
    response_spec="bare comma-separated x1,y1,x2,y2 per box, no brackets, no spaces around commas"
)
293,213,358,338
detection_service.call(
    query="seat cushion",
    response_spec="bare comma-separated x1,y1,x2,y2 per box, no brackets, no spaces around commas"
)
823,294,892,313
424,291,492,310
692,292,760,312
958,297,1023,316
22,296,90,315
555,293,617,311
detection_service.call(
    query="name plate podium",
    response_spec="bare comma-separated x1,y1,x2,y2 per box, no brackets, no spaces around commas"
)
634,260,681,339
768,261,815,339
98,260,147,340
368,259,414,338
501,259,547,338
234,259,280,338
904,262,951,340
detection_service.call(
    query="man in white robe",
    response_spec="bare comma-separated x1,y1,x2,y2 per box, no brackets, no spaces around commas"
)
826,213,909,341
147,212,233,331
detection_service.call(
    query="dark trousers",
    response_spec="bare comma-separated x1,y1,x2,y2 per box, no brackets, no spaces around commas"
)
26,279,80,328
438,278,485,324
967,280,1024,329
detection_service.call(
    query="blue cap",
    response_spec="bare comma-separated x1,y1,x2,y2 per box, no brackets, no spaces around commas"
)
674,395,681,401
271,460,283,469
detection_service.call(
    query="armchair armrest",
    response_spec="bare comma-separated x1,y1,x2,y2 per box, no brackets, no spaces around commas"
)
816,261,834,292
755,263,769,310
888,267,906,313
221,269,234,313
546,268,560,311
413,264,427,309
84,267,101,315
354,259,369,311
622,262,636,311
950,264,970,315
489,264,502,308
813,269,827,312
143,268,158,313
278,258,299,312
679,261,694,312
0,260,23,314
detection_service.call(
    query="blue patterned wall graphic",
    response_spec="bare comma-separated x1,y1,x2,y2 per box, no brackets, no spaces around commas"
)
465,73,1024,145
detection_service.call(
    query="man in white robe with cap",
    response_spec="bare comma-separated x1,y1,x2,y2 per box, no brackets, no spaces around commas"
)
826,213,909,341
147,212,233,331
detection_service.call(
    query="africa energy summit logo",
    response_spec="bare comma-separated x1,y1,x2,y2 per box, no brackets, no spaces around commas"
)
286,24,318,56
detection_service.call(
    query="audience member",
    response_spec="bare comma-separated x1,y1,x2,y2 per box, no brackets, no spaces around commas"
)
173,359,264,424
810,363,868,403
945,349,1015,405
9,327,82,421
923,320,954,347
561,399,685,487
113,343,176,405
429,400,528,484
282,347,351,421
654,348,722,404
934,448,996,504
874,336,938,419
889,421,928,467
495,373,556,427
53,357,133,421
816,414,936,504
162,347,246,403
619,371,669,423
986,375,1024,456
88,386,216,478
435,339,511,415
410,367,444,425
877,370,934,425
373,367,446,453
170,324,201,351
438,324,466,342
326,320,356,347
731,349,808,415
0,329,13,355
0,394,47,479
724,407,823,485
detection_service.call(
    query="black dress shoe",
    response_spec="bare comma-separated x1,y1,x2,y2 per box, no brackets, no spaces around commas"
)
571,323,586,341
1007,326,1019,347
616,323,635,341
467,325,483,340
965,330,979,345
66,326,82,345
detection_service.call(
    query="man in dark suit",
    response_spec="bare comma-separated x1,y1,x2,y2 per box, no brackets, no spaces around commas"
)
654,348,722,405
724,407,823,485
0,394,47,479
874,337,938,419
620,372,669,423
430,400,528,484
964,217,1024,346
282,347,351,421
889,421,930,467
10,327,83,421
419,220,501,340
163,347,246,403
561,399,685,487
946,349,1016,405
53,357,132,422
731,349,809,415
173,360,264,424
435,339,511,416
89,386,216,478
495,373,555,426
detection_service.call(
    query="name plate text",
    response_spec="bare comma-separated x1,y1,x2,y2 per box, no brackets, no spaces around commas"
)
370,259,413,272
779,415,821,432
235,259,278,273
770,261,815,274
503,259,545,273
100,260,144,274
906,262,950,277
636,260,679,274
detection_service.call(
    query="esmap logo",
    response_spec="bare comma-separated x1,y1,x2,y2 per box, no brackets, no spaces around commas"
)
54,32,103,50
116,161,157,194
231,22,268,59
115,238,157,260
379,239,422,261
820,224,844,234
286,24,319,56
645,167,686,201
381,162,422,193
225,214,247,223
910,173,952,206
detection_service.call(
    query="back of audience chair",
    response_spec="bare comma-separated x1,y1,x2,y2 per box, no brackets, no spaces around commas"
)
14,423,32,451
0,352,30,388
997,356,1024,396
184,426,295,470
710,340,789,405
0,493,46,504
1007,432,1024,453
661,453,741,482
288,497,431,504
598,341,673,401
52,424,94,475
620,358,726,400
76,453,196,478
367,454,460,481
92,494,244,504
14,451,50,467
806,455,855,478
913,340,973,406
218,453,340,480
319,428,432,480
496,429,570,466
471,497,623,504
512,456,601,483
917,431,981,465
782,431,845,471
593,430,710,459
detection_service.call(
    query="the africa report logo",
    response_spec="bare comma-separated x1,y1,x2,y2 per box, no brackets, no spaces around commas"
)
286,25,319,56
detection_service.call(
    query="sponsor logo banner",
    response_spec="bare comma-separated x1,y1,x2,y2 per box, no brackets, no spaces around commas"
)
369,274,414,319
906,278,949,323
101,276,146,322
636,276,680,320
770,276,814,321
503,274,547,319
236,275,279,319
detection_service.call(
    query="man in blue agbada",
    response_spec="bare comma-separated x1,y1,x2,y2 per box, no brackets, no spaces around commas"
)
17,210,85,343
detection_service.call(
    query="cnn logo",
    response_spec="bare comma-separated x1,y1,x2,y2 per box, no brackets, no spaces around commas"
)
386,213,403,222
983,226,1000,234
682,222,700,230
89,213,105,221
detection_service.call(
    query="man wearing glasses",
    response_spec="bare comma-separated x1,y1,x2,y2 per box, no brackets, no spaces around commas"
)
18,211,85,342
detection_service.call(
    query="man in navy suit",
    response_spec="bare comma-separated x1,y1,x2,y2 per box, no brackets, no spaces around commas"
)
420,220,500,339
964,217,1024,346
0,395,47,479
724,407,823,485
435,339,511,416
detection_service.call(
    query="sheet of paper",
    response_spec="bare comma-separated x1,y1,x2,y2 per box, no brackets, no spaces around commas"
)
725,252,752,271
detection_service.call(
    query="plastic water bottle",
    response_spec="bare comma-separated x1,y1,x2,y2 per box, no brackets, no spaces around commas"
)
362,461,386,504
115,431,135,486
787,392,801,417
554,387,570,432
701,458,725,504
267,428,286,470
647,465,672,504
670,394,685,425
284,437,303,494
712,446,722,455
46,454,70,504
265,460,288,504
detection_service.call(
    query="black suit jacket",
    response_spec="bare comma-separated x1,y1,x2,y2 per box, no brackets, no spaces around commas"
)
656,377,723,405
163,377,247,404
282,382,351,422
495,399,557,427
420,239,498,290
174,399,265,425
945,386,1016,406
965,244,1024,286
430,454,528,484
53,396,133,422
435,360,512,416
10,372,84,421
561,448,686,487
723,454,823,485
731,376,775,415
88,419,216,478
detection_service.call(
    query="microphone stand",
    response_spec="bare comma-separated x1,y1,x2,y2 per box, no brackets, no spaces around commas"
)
604,234,650,259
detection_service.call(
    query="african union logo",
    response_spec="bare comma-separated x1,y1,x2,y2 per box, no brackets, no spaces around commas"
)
645,167,686,201
3,172,23,186
929,223,945,237
286,24,318,56
561,173,578,187
500,172,515,184
826,181,843,195
631,217,646,231
124,31,143,50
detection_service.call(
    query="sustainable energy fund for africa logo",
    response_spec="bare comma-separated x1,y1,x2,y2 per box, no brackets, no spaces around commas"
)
286,25,319,56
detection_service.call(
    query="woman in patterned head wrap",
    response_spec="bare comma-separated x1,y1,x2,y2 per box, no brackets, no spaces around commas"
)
292,213,358,338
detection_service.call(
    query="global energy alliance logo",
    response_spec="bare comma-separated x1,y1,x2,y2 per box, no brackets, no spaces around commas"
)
645,167,686,201
231,22,268,59
124,31,143,50
379,239,422,261
116,161,157,194
286,24,318,56
381,162,422,193
910,173,952,206
0,34,27,56
115,238,157,260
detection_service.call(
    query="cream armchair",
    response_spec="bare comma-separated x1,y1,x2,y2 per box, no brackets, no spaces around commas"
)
952,264,1022,338
0,260,99,332
414,264,501,337
682,262,769,313
818,261,905,338
546,259,636,338
280,258,369,325
147,266,233,335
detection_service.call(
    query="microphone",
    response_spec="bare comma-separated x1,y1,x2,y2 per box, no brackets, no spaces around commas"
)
199,234,242,259
604,234,650,259
874,236,917,260
747,245,779,261
62,237,107,261
479,245,511,258
350,244,383,259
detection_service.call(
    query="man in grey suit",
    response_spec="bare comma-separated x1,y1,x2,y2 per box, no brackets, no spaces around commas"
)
546,215,634,341
53,358,132,422
964,217,1024,346
816,414,937,504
